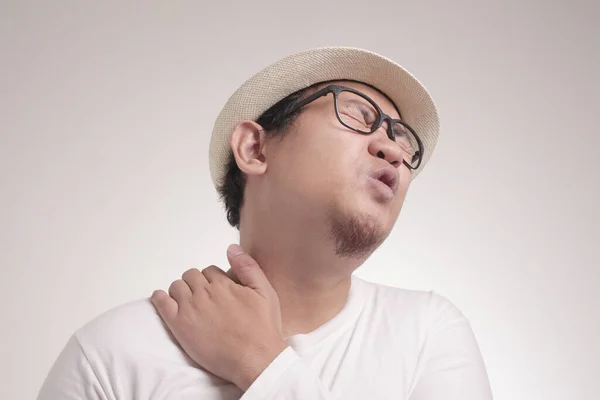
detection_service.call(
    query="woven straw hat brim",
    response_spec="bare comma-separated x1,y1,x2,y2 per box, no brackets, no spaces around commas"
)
209,46,439,189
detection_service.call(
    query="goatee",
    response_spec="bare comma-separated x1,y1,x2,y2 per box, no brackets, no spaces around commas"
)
327,209,387,259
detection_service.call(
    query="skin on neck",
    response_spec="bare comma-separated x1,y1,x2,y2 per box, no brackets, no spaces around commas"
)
239,196,363,338
229,80,412,339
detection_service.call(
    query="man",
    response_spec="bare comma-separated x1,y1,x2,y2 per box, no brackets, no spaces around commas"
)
37,47,493,399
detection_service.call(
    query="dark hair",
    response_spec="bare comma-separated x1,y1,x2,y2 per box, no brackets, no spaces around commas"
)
216,86,313,230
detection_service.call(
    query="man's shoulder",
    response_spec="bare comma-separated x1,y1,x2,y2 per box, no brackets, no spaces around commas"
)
39,300,239,398
73,297,188,364
357,276,434,305
356,277,462,323
76,297,161,339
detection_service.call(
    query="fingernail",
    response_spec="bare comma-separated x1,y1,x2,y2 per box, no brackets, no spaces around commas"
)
227,244,244,256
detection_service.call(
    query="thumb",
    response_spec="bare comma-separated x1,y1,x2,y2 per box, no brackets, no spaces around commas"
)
226,244,272,296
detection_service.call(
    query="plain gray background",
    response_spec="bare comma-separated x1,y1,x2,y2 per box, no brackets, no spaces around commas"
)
1,1,598,399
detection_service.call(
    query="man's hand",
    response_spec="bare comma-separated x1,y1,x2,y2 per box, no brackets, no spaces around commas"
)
150,244,288,391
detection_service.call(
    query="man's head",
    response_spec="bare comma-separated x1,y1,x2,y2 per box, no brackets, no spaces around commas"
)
217,80,416,259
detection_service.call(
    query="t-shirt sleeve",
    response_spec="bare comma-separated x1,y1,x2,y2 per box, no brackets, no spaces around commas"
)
36,334,109,400
409,292,493,400
240,346,337,400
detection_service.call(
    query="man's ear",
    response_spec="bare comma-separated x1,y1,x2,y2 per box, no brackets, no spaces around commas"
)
229,120,268,177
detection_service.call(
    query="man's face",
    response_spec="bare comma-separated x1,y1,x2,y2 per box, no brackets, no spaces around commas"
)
262,80,412,259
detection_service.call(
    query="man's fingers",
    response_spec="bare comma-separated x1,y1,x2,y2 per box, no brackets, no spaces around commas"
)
151,290,179,323
226,268,242,285
168,278,192,303
182,267,208,293
201,265,230,284
227,250,270,294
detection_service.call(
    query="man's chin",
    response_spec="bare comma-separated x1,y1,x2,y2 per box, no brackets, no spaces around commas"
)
327,209,388,259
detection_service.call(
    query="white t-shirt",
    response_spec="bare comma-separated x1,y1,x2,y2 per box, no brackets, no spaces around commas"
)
36,275,493,399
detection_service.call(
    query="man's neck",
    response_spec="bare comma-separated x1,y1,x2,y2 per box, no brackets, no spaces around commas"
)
239,224,364,338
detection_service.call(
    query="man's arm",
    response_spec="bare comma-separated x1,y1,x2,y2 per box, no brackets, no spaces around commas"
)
409,293,494,400
36,334,109,400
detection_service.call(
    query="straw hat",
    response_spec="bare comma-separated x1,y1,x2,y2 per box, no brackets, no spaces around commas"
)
209,46,439,189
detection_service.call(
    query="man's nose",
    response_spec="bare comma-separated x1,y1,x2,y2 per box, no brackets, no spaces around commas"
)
368,125,403,167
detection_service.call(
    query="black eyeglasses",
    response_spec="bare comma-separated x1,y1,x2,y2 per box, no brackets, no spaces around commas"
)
288,84,424,170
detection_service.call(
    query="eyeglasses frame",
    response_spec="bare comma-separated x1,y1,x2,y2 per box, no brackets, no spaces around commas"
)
286,84,424,170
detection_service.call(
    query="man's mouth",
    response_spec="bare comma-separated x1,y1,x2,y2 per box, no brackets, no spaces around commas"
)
369,166,398,194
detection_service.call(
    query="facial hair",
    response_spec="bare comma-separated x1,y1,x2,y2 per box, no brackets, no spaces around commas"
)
326,206,388,259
